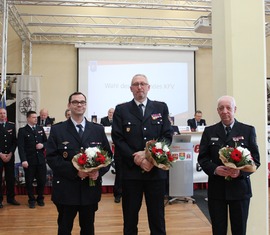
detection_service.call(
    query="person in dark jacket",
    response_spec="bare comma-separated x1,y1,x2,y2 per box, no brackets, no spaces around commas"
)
46,92,112,235
198,95,260,235
100,108,114,126
112,74,172,235
187,110,206,131
37,108,54,126
18,110,47,208
0,108,20,208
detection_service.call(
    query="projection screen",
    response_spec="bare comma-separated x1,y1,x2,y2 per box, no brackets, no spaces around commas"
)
77,45,196,126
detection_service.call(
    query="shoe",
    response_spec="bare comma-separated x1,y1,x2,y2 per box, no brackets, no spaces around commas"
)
28,201,36,208
37,200,45,206
0,203,3,208
7,199,20,206
114,196,121,203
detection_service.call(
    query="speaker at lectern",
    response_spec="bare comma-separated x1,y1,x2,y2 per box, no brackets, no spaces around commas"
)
168,134,194,203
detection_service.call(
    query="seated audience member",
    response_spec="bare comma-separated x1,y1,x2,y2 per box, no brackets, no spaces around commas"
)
37,108,54,126
65,109,71,119
100,108,114,126
187,110,206,132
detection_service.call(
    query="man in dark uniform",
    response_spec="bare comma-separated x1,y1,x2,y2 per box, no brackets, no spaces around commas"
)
100,108,114,126
46,92,112,235
112,74,172,235
187,110,206,131
198,95,260,235
0,108,20,208
18,110,47,208
37,108,54,126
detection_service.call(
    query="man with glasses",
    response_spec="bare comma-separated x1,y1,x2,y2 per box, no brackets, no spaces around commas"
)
187,110,206,132
112,74,172,235
46,92,112,235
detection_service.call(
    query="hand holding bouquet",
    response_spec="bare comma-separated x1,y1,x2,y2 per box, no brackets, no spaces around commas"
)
72,146,111,186
145,140,177,170
219,146,257,180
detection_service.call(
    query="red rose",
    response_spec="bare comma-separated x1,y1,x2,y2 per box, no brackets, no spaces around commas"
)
78,153,87,165
96,152,106,164
152,147,163,156
167,152,174,162
231,148,242,162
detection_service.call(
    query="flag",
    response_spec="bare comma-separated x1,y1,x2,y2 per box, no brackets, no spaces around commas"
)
16,75,41,129
0,94,6,108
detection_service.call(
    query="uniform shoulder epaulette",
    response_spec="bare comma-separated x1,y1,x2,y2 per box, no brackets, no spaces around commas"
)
117,101,128,106
53,121,63,126
93,122,102,126
153,100,166,104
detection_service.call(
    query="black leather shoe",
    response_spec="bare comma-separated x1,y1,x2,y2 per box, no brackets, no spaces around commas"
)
37,200,45,206
29,201,36,208
7,199,20,206
0,203,3,208
114,196,121,203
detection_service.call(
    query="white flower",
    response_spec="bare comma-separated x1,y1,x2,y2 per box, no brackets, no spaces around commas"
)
155,142,162,149
163,145,170,152
85,147,100,157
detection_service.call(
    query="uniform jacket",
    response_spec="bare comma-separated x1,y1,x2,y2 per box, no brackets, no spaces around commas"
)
0,122,17,156
18,124,47,165
37,116,54,126
45,118,113,206
198,120,260,200
111,99,172,180
187,118,206,130
100,116,112,126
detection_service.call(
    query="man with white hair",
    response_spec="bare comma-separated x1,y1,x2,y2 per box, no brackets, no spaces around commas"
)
198,95,261,235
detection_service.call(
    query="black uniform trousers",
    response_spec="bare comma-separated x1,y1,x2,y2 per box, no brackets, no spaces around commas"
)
0,160,15,202
122,179,166,235
113,157,122,198
24,163,47,202
208,198,250,235
56,203,98,235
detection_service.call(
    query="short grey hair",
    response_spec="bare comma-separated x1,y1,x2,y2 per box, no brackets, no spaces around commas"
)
131,74,149,85
217,95,236,107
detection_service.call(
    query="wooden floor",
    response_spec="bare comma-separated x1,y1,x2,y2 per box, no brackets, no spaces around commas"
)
0,193,211,235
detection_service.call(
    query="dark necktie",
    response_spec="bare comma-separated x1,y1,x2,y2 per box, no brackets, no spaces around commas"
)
32,126,36,135
76,124,84,138
138,104,144,117
41,120,45,126
225,126,231,137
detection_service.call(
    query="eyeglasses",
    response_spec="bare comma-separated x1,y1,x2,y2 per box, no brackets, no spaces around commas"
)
70,100,87,106
131,82,148,87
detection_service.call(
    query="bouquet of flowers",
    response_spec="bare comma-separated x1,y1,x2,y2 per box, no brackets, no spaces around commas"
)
145,140,177,170
219,146,257,180
72,146,111,186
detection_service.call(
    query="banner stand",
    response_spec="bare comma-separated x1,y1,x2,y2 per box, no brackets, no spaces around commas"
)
166,135,195,205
